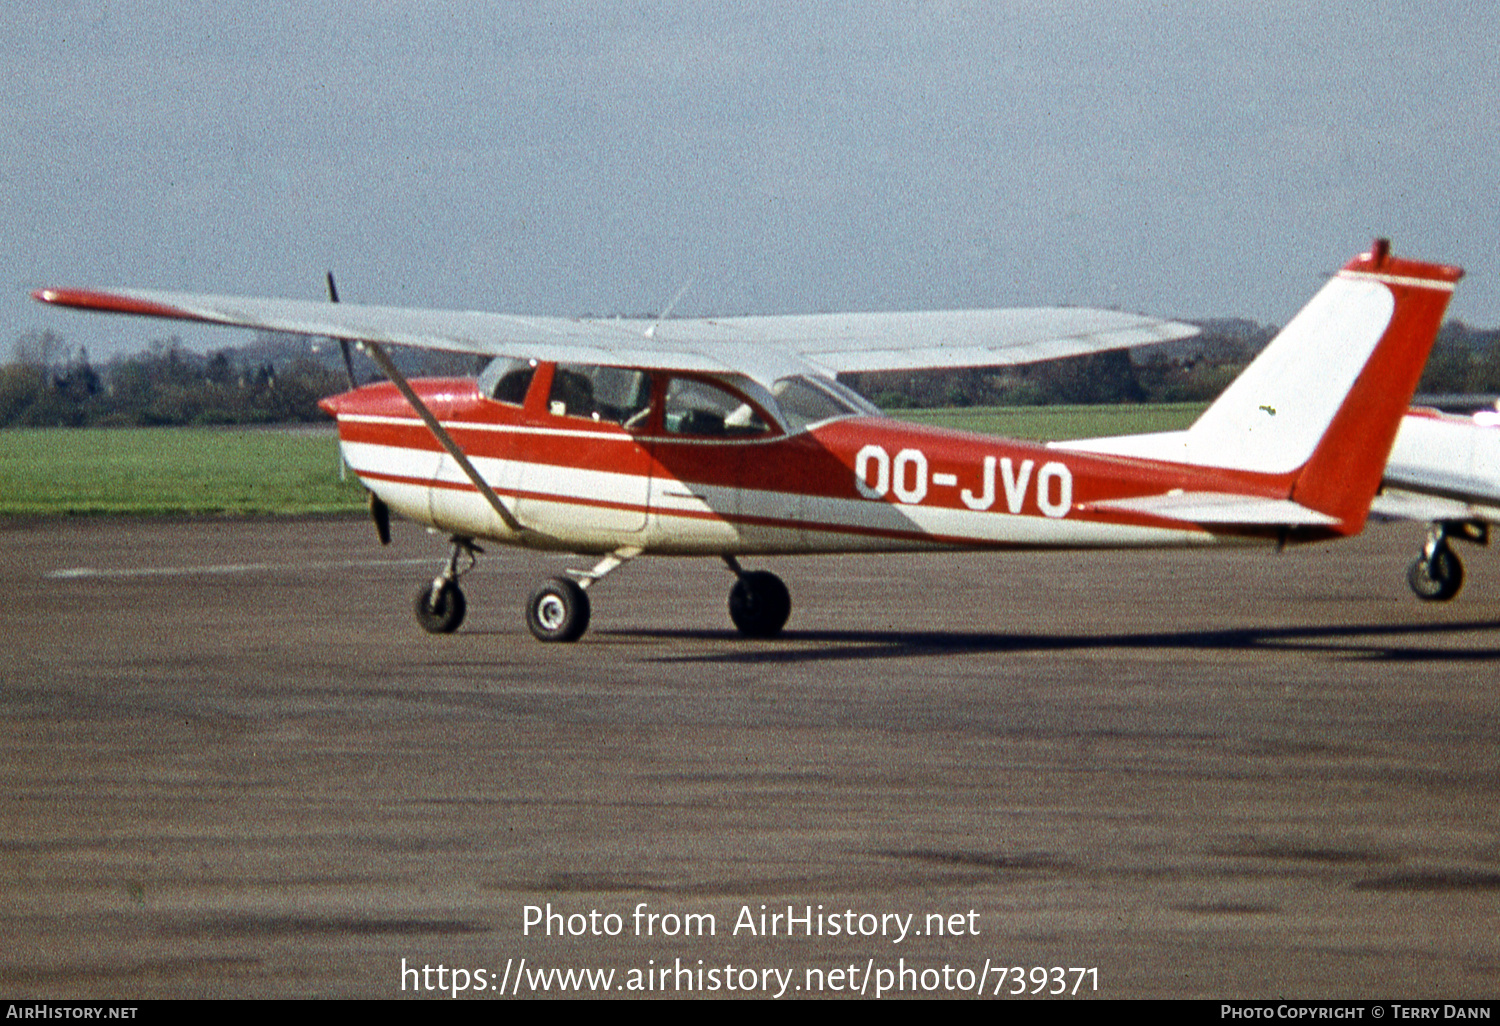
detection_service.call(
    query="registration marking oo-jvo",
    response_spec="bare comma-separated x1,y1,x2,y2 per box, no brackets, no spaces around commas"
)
853,444,1073,517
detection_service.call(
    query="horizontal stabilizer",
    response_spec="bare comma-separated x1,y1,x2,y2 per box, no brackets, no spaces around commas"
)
1084,491,1340,527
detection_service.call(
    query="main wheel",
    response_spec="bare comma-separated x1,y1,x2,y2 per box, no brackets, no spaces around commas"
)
415,578,466,633
728,570,791,638
526,577,591,642
1407,546,1464,602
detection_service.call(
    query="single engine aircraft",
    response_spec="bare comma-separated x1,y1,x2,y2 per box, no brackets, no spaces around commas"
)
33,240,1462,642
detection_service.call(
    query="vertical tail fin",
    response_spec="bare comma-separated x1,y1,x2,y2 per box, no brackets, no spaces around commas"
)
1061,240,1462,534
1282,243,1462,531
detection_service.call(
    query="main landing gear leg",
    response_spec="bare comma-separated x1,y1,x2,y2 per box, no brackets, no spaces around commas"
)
415,536,483,634
723,556,791,638
525,547,640,643
1407,519,1487,602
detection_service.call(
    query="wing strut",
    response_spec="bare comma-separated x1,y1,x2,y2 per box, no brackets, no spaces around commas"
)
358,340,526,535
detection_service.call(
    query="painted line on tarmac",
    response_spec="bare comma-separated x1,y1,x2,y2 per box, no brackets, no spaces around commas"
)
46,558,435,580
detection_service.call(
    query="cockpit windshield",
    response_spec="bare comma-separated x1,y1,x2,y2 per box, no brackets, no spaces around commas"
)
771,375,882,431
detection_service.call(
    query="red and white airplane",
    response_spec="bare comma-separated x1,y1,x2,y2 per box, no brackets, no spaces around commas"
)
33,240,1461,641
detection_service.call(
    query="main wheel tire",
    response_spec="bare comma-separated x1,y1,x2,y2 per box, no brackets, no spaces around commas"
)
526,577,591,642
1407,546,1464,602
728,570,791,638
415,578,466,633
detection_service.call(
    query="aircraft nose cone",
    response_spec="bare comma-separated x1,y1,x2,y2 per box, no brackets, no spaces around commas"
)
318,390,356,417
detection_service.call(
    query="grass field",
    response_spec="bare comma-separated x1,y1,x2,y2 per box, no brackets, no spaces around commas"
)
0,427,365,515
0,404,1206,516
896,402,1205,440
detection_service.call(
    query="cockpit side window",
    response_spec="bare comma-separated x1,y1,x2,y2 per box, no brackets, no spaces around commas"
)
478,357,537,406
548,364,653,426
663,378,772,437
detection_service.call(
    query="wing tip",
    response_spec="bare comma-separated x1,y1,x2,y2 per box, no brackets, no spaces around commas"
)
29,287,200,321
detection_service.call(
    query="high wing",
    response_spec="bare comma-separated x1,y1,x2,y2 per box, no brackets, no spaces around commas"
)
31,287,1197,384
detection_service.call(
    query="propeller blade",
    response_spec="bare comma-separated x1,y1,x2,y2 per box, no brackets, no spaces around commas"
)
370,493,391,546
326,271,358,391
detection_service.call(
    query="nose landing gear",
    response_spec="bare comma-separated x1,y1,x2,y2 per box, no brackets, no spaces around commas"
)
414,536,482,633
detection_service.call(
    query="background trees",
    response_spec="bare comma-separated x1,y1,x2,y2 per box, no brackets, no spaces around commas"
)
4,319,1497,428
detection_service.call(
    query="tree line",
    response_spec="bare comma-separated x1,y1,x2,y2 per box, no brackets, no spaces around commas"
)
3,319,1499,428
0,330,477,428
844,320,1500,409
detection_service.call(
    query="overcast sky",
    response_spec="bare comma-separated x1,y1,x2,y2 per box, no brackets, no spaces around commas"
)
5,1,1498,357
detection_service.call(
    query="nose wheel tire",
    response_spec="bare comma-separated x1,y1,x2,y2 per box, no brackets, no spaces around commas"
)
526,577,591,642
728,570,791,638
415,579,467,633
1407,546,1464,602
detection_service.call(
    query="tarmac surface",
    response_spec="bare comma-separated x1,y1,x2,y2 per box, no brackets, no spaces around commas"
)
2,514,1498,999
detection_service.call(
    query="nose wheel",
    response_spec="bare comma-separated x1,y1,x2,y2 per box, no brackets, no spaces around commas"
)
415,577,467,633
414,536,481,633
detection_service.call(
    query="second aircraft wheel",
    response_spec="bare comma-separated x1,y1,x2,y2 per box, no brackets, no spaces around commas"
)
415,578,467,634
1407,546,1464,602
728,570,791,638
526,577,591,642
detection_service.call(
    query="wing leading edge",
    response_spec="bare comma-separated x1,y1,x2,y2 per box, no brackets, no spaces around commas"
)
32,286,1197,382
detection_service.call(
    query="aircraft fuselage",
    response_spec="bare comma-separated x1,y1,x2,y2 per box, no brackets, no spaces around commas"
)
322,364,1318,560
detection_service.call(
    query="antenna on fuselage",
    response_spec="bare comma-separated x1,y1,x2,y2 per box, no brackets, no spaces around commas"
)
644,280,693,339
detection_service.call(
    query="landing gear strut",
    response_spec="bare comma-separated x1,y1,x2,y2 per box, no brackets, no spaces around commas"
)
724,556,791,638
524,547,640,643
1407,520,1487,602
414,536,482,633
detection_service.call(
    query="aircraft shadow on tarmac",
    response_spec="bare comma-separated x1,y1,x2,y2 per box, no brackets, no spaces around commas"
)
609,619,1500,665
